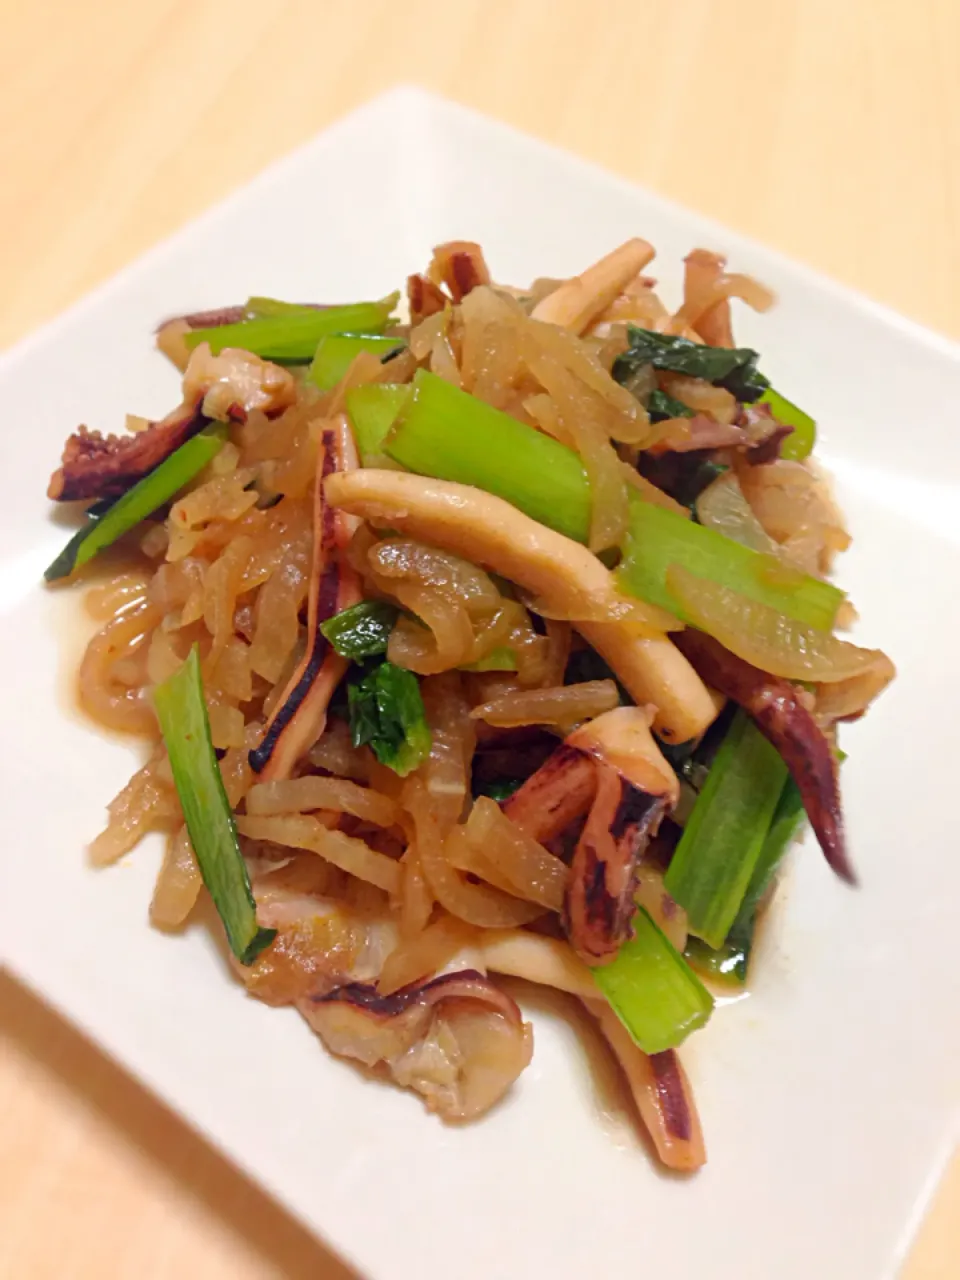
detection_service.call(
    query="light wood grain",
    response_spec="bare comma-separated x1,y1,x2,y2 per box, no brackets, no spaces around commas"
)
1,1,957,1276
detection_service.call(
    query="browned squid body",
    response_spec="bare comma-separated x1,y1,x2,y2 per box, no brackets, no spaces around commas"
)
407,239,491,323
248,415,361,781
590,1003,705,1171
505,707,678,964
302,970,532,1122
48,401,211,501
673,629,852,882
243,878,532,1121
48,346,297,501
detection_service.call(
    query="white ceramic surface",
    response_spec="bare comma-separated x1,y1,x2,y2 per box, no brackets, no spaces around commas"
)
1,87,958,1280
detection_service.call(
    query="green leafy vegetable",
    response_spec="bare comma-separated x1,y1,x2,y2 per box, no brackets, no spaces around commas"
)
320,601,399,659
385,369,592,543
308,334,405,392
761,387,816,460
617,500,844,630
184,294,400,359
345,383,412,464
592,908,714,1053
614,326,770,402
347,661,431,776
665,710,787,949
153,646,276,965
44,424,228,582
647,389,695,422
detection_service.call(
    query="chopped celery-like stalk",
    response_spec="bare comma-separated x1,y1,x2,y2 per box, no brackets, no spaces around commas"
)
153,647,276,965
665,710,787,949
308,334,405,392
44,424,228,581
592,907,714,1053
684,776,806,985
345,384,412,464
735,776,805,930
185,293,400,359
761,387,816,460
382,372,841,630
245,296,319,319
617,501,843,630
462,646,517,672
380,371,840,637
385,369,592,542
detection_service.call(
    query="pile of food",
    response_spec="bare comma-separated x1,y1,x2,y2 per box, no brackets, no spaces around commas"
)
45,238,894,1171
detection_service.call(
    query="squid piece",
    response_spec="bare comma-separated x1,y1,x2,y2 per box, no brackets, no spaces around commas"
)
565,709,678,965
532,239,655,334
300,970,532,1121
580,627,719,744
48,344,295,501
502,744,598,844
566,760,669,965
248,416,361,781
476,929,598,1000
647,414,747,455
181,342,297,422
238,875,401,1007
324,469,717,742
48,401,210,501
427,240,492,302
407,272,448,324
161,304,249,330
591,1002,705,1172
674,629,853,882
567,705,680,802
505,707,678,964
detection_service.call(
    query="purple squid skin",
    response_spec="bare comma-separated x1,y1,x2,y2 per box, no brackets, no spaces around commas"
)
673,631,855,884
564,771,668,965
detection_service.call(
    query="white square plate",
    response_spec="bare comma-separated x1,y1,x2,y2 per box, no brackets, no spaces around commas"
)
2,87,958,1280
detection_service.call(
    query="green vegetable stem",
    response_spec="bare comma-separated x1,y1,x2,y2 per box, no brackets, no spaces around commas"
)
684,776,806,985
385,369,592,543
45,424,228,581
345,383,412,464
617,501,844,630
184,294,400,360
592,908,714,1053
153,646,276,966
308,335,406,392
665,710,787,949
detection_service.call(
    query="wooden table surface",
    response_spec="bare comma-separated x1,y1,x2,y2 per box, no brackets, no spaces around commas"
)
1,1,957,1275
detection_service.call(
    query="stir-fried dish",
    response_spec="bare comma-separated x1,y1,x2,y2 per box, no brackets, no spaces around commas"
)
45,239,895,1171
